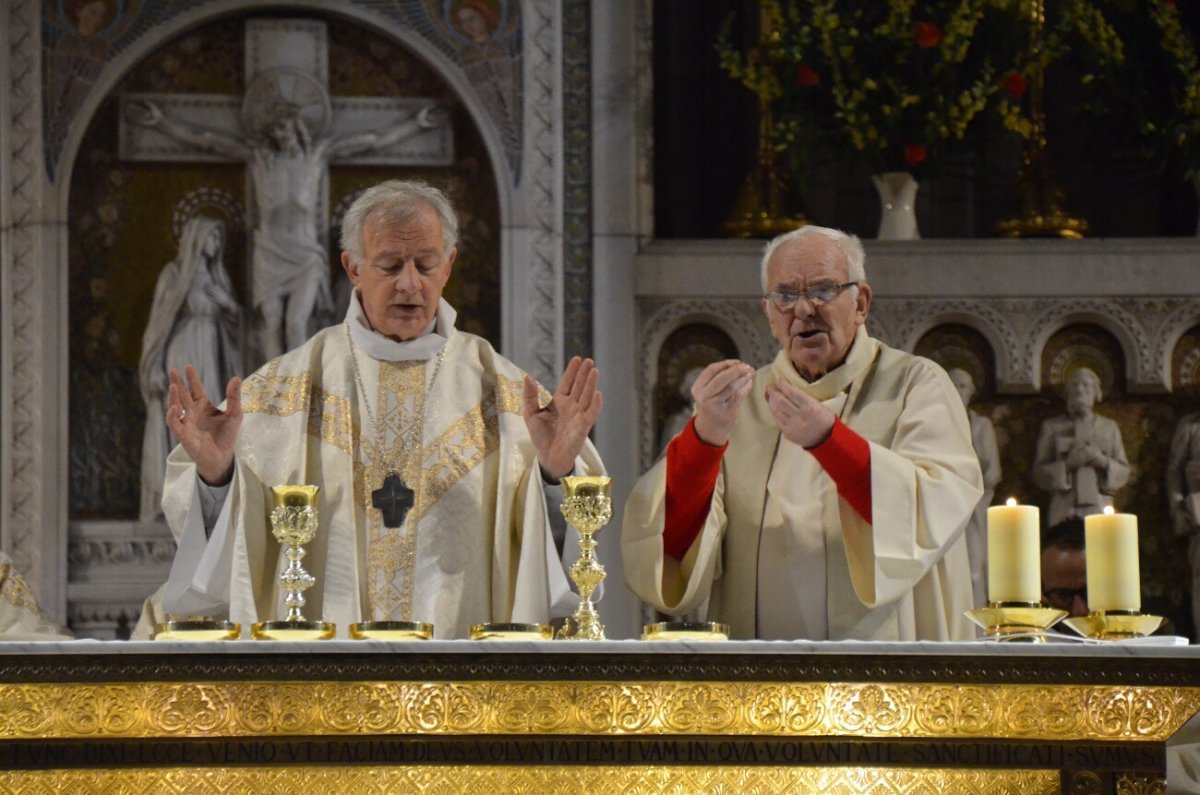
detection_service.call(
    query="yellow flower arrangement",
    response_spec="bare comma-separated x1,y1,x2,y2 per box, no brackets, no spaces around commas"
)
719,0,1129,176
720,0,1023,175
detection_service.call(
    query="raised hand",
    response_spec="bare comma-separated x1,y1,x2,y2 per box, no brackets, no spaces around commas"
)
691,360,756,446
165,364,243,486
764,379,835,449
523,356,603,481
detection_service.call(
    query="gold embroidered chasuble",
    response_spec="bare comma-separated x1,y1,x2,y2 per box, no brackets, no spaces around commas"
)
159,323,602,638
621,327,983,641
0,553,71,640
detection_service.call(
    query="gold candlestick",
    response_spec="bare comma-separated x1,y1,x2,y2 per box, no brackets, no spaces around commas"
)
721,0,807,238
252,485,335,640
1063,610,1164,640
557,476,612,640
965,601,1067,642
994,0,1088,239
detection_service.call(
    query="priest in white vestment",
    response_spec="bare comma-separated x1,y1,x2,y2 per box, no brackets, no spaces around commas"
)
621,226,982,641
140,180,604,639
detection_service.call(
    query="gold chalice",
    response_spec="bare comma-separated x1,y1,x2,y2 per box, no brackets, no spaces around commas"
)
557,476,612,640
252,485,335,640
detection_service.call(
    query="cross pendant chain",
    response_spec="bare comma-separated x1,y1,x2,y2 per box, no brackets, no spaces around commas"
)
346,324,447,528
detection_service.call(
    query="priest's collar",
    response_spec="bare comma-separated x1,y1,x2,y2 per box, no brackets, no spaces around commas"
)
770,325,879,402
344,292,457,362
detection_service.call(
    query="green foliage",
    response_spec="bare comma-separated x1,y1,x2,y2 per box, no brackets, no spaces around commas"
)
717,0,1131,176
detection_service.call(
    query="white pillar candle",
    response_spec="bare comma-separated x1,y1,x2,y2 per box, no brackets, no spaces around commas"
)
986,498,1040,604
1085,507,1140,612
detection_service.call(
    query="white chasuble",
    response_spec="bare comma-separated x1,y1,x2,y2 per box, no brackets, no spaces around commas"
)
157,305,603,639
622,327,982,641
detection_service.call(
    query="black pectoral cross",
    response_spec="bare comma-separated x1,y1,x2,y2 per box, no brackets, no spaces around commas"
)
372,472,415,529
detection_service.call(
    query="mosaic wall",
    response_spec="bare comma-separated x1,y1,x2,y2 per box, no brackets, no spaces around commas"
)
68,14,501,519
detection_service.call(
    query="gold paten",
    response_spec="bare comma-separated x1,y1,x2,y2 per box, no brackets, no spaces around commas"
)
0,680,1197,741
153,619,241,641
557,476,612,640
469,623,552,641
0,766,1061,794
349,621,433,640
642,622,730,641
965,602,1067,642
251,621,336,641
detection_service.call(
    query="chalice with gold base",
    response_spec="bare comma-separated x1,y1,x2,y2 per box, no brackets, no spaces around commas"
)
252,485,335,640
557,476,612,640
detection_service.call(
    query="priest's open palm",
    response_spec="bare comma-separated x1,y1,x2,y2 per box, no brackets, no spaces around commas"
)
523,356,602,481
691,360,755,446
165,364,243,486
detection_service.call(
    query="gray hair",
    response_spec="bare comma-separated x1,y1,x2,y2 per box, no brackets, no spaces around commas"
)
760,225,867,291
339,179,459,265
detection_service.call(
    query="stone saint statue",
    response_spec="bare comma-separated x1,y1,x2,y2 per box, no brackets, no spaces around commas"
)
128,99,443,360
948,368,1001,608
1033,366,1131,527
1168,411,1200,633
139,216,240,521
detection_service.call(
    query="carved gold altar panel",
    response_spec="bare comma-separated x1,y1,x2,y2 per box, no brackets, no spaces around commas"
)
0,645,1193,793
0,680,1196,742
0,766,1060,795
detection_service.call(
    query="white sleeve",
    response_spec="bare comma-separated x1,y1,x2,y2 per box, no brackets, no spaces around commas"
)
198,477,231,538
161,475,235,616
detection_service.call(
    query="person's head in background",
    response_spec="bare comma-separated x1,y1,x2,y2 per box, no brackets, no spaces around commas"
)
1042,516,1088,617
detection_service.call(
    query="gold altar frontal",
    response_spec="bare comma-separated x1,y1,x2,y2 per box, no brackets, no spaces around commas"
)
0,642,1197,793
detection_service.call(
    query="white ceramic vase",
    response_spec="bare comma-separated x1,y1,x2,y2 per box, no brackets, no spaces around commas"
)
873,171,921,240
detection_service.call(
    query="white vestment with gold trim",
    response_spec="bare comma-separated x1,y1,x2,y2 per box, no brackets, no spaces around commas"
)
151,306,602,639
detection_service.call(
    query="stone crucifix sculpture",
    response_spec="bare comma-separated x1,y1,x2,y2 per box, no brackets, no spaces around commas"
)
120,19,454,363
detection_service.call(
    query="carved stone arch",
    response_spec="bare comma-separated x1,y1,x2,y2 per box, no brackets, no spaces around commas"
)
637,298,769,471
1151,303,1200,394
897,308,1009,389
869,298,1022,392
54,2,518,206
1027,301,1146,394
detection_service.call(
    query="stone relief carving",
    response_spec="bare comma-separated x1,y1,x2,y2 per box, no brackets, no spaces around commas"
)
121,19,453,362
868,296,1200,394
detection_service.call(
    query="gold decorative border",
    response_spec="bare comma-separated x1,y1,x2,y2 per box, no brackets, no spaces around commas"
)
0,680,1196,741
0,765,1061,794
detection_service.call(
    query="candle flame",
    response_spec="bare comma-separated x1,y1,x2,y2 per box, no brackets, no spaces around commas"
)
1103,505,1115,515
1005,497,1017,507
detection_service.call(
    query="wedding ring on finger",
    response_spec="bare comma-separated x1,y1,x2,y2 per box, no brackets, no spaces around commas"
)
178,409,188,422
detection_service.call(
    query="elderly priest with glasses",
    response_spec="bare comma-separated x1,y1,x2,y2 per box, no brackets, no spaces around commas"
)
138,180,604,639
622,226,982,641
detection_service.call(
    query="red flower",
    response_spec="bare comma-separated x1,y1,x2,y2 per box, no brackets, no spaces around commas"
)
794,64,820,88
1004,72,1028,100
914,22,943,49
903,142,927,167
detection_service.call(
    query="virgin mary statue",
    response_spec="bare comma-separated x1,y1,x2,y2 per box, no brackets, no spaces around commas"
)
138,216,241,521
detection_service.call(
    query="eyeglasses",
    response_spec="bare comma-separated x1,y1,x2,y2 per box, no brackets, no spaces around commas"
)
765,281,858,312
1043,587,1087,609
